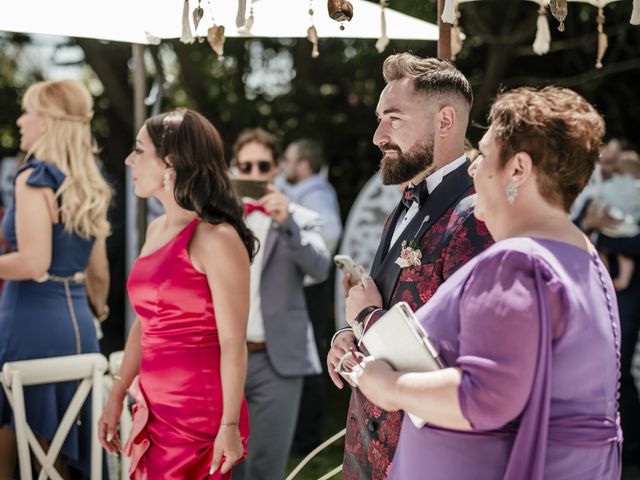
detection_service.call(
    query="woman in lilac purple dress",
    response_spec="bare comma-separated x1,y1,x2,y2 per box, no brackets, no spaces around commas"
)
348,86,621,479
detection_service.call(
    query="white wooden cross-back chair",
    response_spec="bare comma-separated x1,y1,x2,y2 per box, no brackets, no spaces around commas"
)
1,353,107,480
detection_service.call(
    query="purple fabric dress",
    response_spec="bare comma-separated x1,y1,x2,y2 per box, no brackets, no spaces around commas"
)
389,237,621,480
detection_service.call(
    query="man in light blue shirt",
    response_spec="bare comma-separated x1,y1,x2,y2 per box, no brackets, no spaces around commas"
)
282,140,342,254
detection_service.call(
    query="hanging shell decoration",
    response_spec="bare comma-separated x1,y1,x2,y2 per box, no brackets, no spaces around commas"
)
307,25,320,58
328,0,354,28
207,25,226,59
192,3,204,30
550,0,568,32
236,0,247,28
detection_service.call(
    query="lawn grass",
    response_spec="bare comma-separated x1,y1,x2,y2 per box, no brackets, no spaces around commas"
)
286,382,351,480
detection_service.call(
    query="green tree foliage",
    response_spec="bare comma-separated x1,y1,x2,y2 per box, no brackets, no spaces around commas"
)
0,34,41,166
1,0,639,216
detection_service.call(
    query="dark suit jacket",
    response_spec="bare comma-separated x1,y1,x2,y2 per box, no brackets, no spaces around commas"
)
342,163,493,480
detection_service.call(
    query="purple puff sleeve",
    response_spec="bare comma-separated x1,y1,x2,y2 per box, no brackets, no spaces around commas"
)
456,249,542,431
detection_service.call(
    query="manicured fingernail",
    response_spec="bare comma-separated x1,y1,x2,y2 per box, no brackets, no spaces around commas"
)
209,466,216,475
107,433,113,442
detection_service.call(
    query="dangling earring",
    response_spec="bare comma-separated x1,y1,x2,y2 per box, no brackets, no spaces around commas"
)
163,172,171,192
506,181,518,205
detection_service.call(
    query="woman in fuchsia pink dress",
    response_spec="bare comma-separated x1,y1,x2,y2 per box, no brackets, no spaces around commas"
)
100,109,257,479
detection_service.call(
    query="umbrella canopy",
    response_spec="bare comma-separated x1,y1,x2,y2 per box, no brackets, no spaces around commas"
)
0,0,438,44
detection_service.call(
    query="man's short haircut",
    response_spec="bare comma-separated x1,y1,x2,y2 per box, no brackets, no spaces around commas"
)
232,128,281,165
382,53,473,108
290,139,325,173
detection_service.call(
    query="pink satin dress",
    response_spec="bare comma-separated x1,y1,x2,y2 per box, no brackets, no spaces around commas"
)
124,218,249,479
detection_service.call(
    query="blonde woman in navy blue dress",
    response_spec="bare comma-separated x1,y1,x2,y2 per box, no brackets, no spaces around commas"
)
0,79,112,479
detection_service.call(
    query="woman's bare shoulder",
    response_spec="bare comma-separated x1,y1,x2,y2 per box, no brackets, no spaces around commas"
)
192,221,248,262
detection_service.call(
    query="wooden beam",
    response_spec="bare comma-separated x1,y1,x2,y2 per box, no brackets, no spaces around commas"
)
437,0,452,60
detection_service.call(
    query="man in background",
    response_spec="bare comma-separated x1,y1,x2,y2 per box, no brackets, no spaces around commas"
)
231,128,331,480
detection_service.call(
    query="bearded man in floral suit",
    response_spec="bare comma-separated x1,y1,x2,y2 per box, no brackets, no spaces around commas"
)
327,53,493,479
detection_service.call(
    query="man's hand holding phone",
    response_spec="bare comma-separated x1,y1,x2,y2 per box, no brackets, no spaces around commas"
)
260,185,290,225
334,254,364,293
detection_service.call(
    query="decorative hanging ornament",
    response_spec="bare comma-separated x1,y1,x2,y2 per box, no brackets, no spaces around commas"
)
533,5,551,55
631,0,640,25
441,0,457,24
208,25,226,59
236,0,247,28
450,4,464,60
238,0,255,34
595,7,608,69
550,0,567,32
307,2,320,58
307,25,320,58
181,0,195,44
375,0,389,53
193,0,204,31
328,0,354,30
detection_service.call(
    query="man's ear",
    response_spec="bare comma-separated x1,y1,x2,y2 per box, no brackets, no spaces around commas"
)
437,106,456,137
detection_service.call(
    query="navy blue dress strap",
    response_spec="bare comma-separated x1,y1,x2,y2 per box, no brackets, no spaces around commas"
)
16,158,66,191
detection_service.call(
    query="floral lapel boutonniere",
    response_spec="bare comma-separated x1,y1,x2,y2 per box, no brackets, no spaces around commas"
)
395,240,422,269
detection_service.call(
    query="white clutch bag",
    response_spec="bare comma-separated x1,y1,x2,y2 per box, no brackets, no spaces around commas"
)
360,301,445,428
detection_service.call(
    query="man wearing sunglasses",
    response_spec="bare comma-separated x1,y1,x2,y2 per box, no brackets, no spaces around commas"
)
231,128,332,480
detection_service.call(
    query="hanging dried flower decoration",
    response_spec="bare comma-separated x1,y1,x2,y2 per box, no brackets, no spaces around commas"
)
307,1,320,58
375,0,389,53
550,0,568,32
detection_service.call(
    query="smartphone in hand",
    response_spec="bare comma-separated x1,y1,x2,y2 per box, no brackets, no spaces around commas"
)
232,178,268,200
334,254,363,285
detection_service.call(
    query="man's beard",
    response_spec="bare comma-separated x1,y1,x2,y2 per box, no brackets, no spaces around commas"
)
379,138,434,185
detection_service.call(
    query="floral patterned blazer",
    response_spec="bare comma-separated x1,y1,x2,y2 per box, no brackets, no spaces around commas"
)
342,161,493,480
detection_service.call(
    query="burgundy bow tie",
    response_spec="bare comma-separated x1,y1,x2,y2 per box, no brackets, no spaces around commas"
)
244,202,268,216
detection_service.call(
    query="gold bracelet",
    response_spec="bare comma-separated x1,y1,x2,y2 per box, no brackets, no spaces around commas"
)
220,421,239,427
96,305,110,322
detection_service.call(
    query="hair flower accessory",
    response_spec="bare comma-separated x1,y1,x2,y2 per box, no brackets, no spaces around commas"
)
395,240,422,269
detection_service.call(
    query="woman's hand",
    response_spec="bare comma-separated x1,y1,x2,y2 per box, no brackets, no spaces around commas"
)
210,424,244,475
98,388,125,454
348,357,400,411
327,330,358,389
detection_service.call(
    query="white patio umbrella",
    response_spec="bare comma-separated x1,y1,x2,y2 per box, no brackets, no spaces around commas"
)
0,0,438,44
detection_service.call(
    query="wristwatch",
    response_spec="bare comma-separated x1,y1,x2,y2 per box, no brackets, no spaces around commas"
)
351,305,379,341
352,318,364,341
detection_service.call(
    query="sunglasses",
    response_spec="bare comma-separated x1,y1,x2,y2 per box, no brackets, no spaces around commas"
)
237,160,274,174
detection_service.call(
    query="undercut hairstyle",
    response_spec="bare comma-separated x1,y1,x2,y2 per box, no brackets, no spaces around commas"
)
289,139,325,173
382,53,473,108
488,86,605,212
145,109,258,261
232,128,281,165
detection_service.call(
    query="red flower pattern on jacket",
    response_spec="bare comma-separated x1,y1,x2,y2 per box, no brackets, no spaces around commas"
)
342,192,493,479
